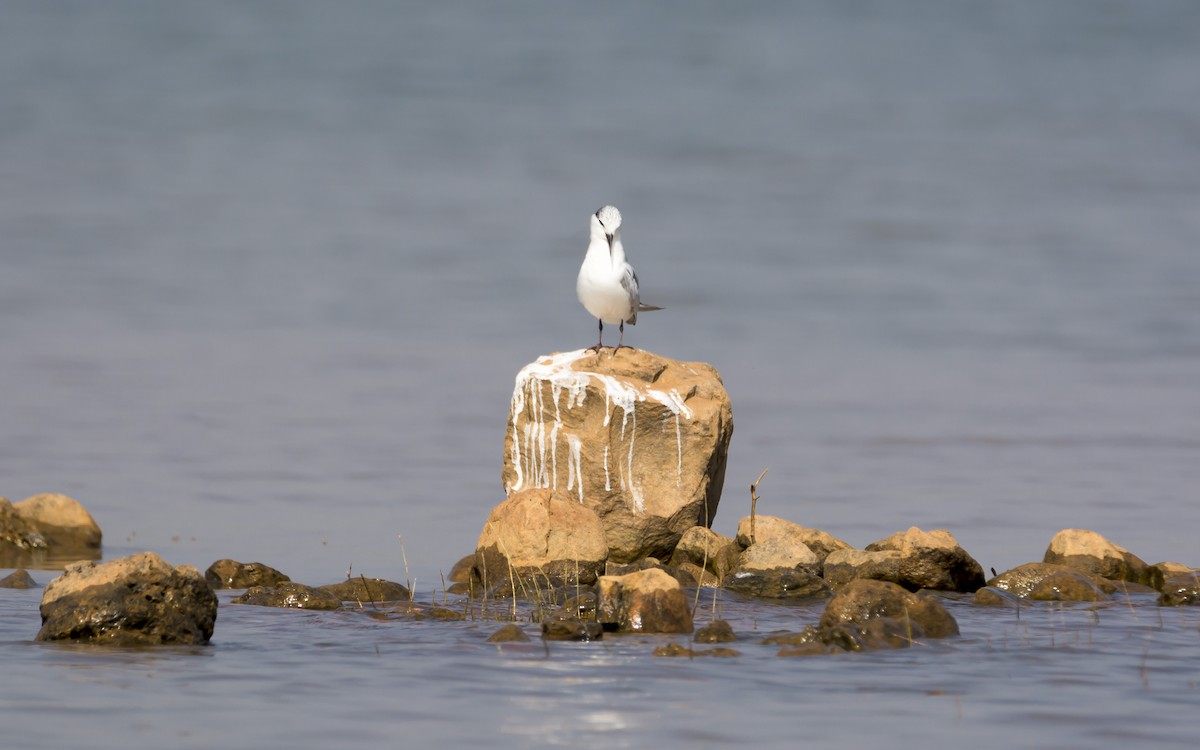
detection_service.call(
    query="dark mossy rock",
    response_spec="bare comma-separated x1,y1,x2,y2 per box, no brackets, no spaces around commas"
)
557,590,598,620
0,568,38,589
1157,573,1200,607
36,552,217,645
819,579,959,640
653,642,740,657
864,527,986,593
487,623,531,642
541,614,603,641
694,619,736,643
204,559,291,590
232,582,341,610
425,606,466,621
723,566,830,600
822,549,903,589
319,577,411,603
447,554,475,583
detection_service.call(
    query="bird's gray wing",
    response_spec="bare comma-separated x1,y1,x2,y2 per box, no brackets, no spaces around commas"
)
621,265,640,325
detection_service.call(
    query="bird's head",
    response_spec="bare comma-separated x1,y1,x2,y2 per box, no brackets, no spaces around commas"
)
591,205,622,249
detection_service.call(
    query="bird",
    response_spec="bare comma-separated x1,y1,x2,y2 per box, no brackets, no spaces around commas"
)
576,205,662,351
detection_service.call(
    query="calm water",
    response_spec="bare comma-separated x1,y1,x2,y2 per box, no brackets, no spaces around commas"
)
2,1,1198,747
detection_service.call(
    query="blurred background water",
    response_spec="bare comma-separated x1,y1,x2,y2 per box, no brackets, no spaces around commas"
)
1,1,1198,747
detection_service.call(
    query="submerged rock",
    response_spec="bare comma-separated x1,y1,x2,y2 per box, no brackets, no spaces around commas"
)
36,552,217,645
694,619,736,643
502,349,733,563
487,623,531,642
1043,529,1151,586
988,562,1118,599
654,642,740,657
475,488,609,589
597,567,693,634
541,613,603,641
971,586,1029,607
319,577,411,603
818,579,959,642
0,568,38,589
865,527,986,593
204,559,291,589
232,582,341,610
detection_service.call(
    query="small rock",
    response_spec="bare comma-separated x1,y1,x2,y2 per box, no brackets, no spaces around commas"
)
1156,573,1200,607
1043,529,1151,586
36,552,217,645
0,568,38,589
1028,571,1109,602
0,498,48,553
475,488,609,588
541,614,603,641
735,515,851,564
232,583,342,610
204,559,291,589
822,548,903,589
865,527,985,593
988,562,1118,598
723,566,830,600
426,606,466,621
597,568,692,634
670,526,740,578
653,642,740,657
1147,562,1194,592
319,577,411,603
676,561,721,587
818,579,959,641
694,619,736,643
487,623,531,642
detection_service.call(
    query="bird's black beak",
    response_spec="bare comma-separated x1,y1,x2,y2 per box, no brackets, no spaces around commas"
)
606,233,614,254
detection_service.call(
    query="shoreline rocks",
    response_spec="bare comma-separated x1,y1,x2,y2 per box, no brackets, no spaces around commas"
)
502,349,733,563
1043,529,1151,587
1,493,102,569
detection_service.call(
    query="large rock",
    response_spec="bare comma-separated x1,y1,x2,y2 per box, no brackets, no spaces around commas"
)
36,552,217,645
865,527,986,592
475,488,609,590
597,567,693,634
1043,529,1151,586
818,579,959,641
734,515,851,565
502,349,733,563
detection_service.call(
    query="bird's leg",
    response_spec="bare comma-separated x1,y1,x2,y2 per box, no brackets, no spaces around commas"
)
587,319,605,352
615,320,627,351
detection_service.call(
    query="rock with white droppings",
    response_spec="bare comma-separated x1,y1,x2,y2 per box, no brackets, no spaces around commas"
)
502,349,733,563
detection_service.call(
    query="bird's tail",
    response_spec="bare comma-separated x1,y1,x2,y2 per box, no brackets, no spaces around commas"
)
638,303,663,312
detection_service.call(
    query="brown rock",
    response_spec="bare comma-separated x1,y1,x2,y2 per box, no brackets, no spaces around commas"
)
502,349,733,563
475,488,608,591
972,586,1028,607
988,562,1118,598
670,526,739,578
865,527,985,592
14,493,102,549
0,568,38,589
694,619,736,643
734,515,851,564
1156,573,1199,607
818,579,959,640
204,559,291,589
1043,529,1151,586
447,554,475,583
597,567,693,634
0,498,48,553
232,583,342,610
723,537,829,599
36,552,217,645
541,614,603,641
822,548,903,589
1028,571,1109,602
676,562,721,587
654,643,740,657
487,623,531,642
319,577,411,603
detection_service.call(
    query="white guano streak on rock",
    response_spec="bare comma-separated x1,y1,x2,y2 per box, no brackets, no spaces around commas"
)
507,350,694,510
